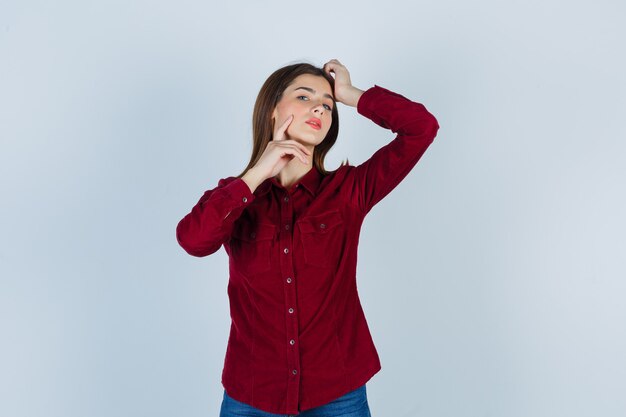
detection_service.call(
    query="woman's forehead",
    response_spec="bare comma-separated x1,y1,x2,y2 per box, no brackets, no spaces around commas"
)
288,74,333,97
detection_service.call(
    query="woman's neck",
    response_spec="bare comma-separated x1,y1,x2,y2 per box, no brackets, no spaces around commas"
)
275,158,313,191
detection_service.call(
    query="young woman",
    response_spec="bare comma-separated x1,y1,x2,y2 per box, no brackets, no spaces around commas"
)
176,59,440,417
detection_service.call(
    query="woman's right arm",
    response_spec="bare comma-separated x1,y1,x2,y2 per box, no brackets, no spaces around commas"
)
177,114,310,257
176,166,282,257
175,176,257,257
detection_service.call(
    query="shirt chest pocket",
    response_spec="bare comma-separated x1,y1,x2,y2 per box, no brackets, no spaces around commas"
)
231,222,276,276
297,210,345,268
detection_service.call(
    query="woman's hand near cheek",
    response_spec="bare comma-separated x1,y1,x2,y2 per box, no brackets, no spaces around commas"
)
323,59,364,108
241,115,312,193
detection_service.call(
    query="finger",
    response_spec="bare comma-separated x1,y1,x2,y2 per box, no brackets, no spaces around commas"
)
324,59,342,71
280,147,309,164
274,114,293,141
277,115,293,137
280,139,312,155
280,142,311,159
324,62,344,79
299,142,312,155
277,142,310,162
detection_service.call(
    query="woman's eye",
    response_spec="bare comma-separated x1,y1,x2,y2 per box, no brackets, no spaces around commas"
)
298,95,332,111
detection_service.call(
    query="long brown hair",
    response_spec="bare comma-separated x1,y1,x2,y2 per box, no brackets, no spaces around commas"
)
236,63,347,179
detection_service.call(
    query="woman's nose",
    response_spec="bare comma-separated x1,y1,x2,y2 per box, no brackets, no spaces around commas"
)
312,103,325,114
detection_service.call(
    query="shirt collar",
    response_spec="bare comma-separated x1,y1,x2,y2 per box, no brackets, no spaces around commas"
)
255,165,322,197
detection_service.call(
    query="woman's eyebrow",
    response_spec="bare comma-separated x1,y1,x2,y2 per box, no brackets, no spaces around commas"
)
294,86,335,101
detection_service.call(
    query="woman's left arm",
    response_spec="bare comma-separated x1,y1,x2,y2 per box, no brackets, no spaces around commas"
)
323,59,440,214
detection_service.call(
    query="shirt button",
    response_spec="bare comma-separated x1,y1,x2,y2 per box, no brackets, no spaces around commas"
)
292,369,298,375
250,232,256,239
286,277,292,284
290,339,295,345
288,308,294,313
285,224,290,230
320,223,326,229
284,248,289,254
284,196,289,202
242,197,248,203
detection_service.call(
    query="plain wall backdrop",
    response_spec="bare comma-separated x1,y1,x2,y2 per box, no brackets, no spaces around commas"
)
1,1,625,416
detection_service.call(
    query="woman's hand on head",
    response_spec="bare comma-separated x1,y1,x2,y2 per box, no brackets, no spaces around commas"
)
248,114,312,181
323,59,364,108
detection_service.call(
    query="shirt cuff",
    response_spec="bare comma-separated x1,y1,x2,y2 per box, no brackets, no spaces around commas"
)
223,177,256,206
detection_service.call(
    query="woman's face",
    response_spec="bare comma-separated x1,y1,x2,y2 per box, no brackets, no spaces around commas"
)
272,74,334,148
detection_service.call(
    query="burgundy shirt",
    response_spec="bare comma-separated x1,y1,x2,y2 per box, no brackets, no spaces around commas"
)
176,85,440,415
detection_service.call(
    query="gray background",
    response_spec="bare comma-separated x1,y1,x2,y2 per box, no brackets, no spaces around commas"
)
1,1,625,416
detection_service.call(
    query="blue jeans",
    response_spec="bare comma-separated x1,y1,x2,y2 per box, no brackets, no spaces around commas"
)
219,384,372,417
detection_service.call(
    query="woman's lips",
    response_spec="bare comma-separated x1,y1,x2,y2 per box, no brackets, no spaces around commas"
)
306,118,322,130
